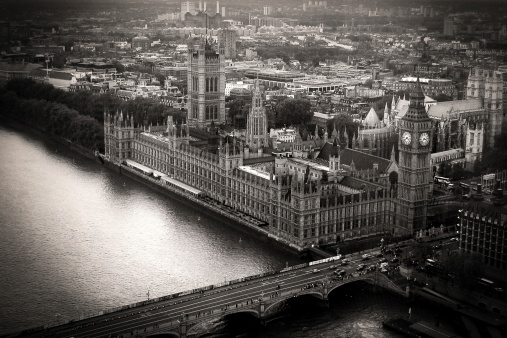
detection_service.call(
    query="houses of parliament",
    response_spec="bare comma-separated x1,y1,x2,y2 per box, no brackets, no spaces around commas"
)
103,37,500,250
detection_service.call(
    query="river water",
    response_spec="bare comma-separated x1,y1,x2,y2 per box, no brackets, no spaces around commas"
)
0,120,460,337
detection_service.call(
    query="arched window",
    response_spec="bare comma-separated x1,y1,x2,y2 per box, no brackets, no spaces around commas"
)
489,86,493,99
206,78,209,92
471,84,475,97
214,77,218,92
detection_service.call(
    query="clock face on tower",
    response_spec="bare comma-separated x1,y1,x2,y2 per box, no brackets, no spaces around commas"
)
402,131,411,145
419,132,429,146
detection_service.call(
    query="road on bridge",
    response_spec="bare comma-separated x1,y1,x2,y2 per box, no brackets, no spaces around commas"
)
17,250,388,338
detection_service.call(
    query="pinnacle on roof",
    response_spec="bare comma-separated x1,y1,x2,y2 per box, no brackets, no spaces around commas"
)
403,77,430,121
410,77,425,101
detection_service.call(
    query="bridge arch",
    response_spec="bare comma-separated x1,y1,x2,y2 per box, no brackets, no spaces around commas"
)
264,291,324,314
146,331,180,338
186,309,260,336
326,277,376,297
225,308,260,318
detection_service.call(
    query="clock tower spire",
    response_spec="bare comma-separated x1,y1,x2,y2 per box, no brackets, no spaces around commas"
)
397,78,432,237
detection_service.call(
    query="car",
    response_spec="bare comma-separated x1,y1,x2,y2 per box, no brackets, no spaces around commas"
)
380,268,388,274
450,237,458,242
341,259,349,266
380,262,389,269
376,253,384,258
391,257,399,264
334,269,346,276
379,258,387,263
385,248,394,254
367,265,376,272
312,268,319,273
362,254,371,261
357,264,366,271
328,264,337,270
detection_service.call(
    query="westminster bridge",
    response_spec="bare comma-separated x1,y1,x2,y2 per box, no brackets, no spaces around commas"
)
10,255,406,338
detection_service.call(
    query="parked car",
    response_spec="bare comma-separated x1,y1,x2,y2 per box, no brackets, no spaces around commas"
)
341,259,349,266
362,254,371,261
376,253,384,258
379,258,387,263
391,257,399,264
328,264,337,270
357,264,366,271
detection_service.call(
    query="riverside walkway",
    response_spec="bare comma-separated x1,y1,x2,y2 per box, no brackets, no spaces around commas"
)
8,254,405,338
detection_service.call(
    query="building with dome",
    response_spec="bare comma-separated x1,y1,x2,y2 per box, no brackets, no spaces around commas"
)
131,36,150,50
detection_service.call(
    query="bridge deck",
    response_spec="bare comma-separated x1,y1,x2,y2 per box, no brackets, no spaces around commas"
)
9,252,404,338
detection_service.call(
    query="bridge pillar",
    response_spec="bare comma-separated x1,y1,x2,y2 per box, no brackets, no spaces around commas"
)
259,300,266,326
179,316,187,338
321,286,329,308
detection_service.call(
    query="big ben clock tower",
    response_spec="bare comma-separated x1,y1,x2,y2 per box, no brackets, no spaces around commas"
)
397,78,433,236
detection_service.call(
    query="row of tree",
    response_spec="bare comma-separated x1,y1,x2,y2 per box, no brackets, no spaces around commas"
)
255,45,374,67
0,90,104,151
4,78,185,126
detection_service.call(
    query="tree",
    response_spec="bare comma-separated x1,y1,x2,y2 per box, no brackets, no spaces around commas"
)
274,98,313,127
474,120,507,172
410,242,433,264
440,252,484,289
226,98,247,122
52,52,67,69
363,79,373,89
434,93,452,102
113,61,125,73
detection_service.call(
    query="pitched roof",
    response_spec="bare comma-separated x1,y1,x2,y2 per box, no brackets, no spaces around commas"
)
427,99,483,119
395,96,409,111
339,176,385,191
363,107,381,127
317,143,391,172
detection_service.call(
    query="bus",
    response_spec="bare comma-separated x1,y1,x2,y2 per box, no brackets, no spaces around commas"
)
459,182,470,193
434,176,451,185
477,278,495,288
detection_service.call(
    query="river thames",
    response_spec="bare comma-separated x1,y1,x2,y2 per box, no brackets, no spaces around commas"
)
0,119,458,337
